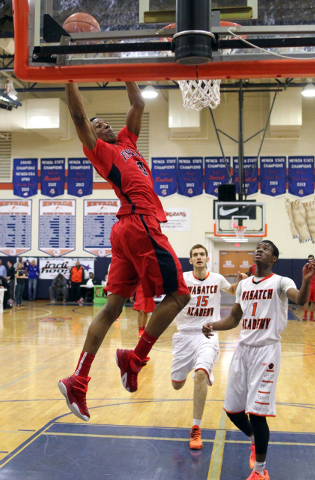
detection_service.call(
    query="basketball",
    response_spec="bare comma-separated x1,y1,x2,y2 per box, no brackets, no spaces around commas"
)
63,13,100,34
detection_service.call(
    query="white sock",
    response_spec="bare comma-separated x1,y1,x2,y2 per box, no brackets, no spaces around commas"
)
249,434,255,443
193,419,201,427
254,461,266,476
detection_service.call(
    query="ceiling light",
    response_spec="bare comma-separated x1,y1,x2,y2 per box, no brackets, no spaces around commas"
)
302,80,315,97
222,237,248,242
142,85,158,99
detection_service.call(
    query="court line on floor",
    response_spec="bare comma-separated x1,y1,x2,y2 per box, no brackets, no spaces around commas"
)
42,431,315,448
0,367,46,390
207,408,226,480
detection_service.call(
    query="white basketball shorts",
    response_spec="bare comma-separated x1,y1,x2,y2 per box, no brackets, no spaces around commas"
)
224,342,281,417
171,331,220,386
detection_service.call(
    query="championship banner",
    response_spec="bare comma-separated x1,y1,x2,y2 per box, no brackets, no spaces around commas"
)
205,157,231,197
83,199,120,257
151,157,177,197
13,158,38,198
161,208,191,231
68,158,93,197
0,200,32,255
41,158,65,197
288,156,314,197
233,157,258,195
260,156,286,196
39,257,94,280
178,157,203,197
39,200,76,256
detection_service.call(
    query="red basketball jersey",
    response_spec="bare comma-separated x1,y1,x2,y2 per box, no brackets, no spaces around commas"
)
83,127,166,222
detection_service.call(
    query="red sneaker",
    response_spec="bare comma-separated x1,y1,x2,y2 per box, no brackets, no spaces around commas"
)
302,316,308,321
58,375,90,421
310,316,315,322
116,349,144,392
138,327,145,337
246,470,270,480
249,443,256,469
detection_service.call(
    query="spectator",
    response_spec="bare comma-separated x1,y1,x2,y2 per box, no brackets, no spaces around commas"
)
0,259,6,277
14,256,24,271
50,273,68,304
27,260,40,301
78,272,97,304
6,260,15,300
69,261,85,302
15,263,25,307
0,275,10,309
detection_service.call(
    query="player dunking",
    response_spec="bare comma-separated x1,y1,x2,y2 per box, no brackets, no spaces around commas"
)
203,240,315,480
58,81,190,421
171,244,245,449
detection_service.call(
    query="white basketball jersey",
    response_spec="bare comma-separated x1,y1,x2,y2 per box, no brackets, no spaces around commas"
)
175,271,231,332
236,273,296,347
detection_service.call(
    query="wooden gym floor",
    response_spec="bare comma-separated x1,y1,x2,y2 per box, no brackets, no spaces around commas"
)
0,301,314,479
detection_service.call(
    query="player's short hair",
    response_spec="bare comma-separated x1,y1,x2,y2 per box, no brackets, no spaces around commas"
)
259,240,279,258
190,244,208,258
308,254,314,259
90,117,97,122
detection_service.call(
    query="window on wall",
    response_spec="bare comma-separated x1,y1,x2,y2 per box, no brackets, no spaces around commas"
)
0,132,12,181
93,113,149,181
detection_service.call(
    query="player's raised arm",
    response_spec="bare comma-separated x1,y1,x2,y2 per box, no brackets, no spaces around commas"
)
286,260,315,305
125,82,145,136
202,302,243,337
65,83,97,151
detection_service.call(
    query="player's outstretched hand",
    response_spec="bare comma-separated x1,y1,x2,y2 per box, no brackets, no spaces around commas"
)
302,260,315,281
202,322,214,338
237,271,247,282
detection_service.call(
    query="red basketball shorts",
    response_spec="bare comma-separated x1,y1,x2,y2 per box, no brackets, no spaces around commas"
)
309,288,315,302
133,284,155,313
105,214,189,299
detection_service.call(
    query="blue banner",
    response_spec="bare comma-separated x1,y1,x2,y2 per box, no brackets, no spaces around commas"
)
68,158,93,197
178,157,203,197
13,158,38,198
232,157,258,195
41,158,65,197
205,157,231,197
151,157,177,197
288,156,314,197
260,156,286,196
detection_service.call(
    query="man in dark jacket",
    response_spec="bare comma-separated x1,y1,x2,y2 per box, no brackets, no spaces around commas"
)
0,275,10,309
50,274,68,304
6,260,15,300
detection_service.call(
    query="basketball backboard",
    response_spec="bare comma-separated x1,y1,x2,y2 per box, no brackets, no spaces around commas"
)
13,0,315,83
214,201,267,237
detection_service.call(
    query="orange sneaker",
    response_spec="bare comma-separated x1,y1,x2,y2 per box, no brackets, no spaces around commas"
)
249,442,256,469
246,470,270,480
189,425,203,449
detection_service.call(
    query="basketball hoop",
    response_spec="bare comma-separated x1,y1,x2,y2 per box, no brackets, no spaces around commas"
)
174,21,244,111
178,79,221,111
233,225,247,239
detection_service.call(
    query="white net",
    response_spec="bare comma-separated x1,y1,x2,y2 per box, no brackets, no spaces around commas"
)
234,226,247,238
178,79,221,111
